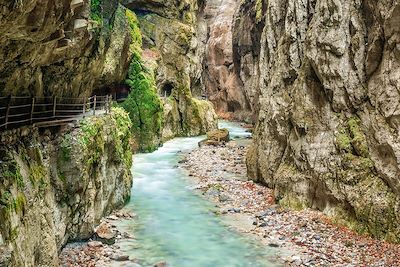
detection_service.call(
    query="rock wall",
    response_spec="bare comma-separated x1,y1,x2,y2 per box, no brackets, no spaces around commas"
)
123,0,218,142
237,0,400,242
202,0,249,116
0,108,133,266
0,0,133,98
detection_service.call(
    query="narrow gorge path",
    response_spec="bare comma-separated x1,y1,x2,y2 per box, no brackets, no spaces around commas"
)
111,122,282,267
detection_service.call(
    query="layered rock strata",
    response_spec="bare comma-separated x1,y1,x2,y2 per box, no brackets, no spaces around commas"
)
237,0,400,242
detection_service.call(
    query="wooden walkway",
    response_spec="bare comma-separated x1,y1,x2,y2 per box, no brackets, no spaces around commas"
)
0,95,112,131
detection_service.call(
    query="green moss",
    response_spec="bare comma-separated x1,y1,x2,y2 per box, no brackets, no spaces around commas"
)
79,118,105,165
348,117,369,157
58,170,66,182
336,117,369,157
90,0,103,25
14,193,26,213
28,164,46,186
279,194,308,211
1,160,24,189
9,227,18,241
126,9,142,53
78,108,133,168
110,107,133,168
60,133,72,161
120,48,164,152
336,128,352,153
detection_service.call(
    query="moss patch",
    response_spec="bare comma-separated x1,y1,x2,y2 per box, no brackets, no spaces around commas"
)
90,0,103,25
78,107,133,168
120,10,164,152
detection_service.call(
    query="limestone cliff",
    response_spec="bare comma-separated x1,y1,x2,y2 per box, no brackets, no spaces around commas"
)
236,0,400,242
122,0,218,144
0,108,133,266
202,0,249,116
0,0,133,98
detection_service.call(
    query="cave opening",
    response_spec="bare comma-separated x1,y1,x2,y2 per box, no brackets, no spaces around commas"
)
161,83,173,98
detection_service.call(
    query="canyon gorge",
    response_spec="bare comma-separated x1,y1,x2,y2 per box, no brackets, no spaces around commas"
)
0,0,400,266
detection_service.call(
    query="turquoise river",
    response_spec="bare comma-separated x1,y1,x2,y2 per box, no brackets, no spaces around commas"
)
111,121,282,267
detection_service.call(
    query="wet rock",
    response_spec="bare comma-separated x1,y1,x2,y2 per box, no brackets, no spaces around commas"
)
95,222,117,245
111,254,129,261
218,193,231,202
228,208,241,213
153,261,167,267
207,129,230,142
87,241,103,248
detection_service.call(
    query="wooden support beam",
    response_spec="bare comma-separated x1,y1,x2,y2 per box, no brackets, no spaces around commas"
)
53,96,57,117
30,97,35,124
93,95,96,116
5,96,12,130
82,97,86,118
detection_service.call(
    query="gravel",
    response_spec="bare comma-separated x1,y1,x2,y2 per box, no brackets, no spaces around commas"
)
179,140,400,267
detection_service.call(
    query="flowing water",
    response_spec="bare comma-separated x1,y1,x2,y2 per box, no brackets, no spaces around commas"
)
112,121,281,267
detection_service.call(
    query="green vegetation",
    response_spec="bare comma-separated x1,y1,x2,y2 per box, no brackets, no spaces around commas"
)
121,53,164,152
79,117,105,165
336,116,369,157
60,133,72,161
348,117,369,157
28,163,46,187
90,0,103,25
120,10,164,152
110,107,133,168
79,107,133,168
1,159,24,189
126,9,142,53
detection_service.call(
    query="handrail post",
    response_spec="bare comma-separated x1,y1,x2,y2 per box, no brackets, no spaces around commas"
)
93,95,96,116
53,96,57,118
109,94,112,113
105,95,108,114
5,95,12,130
83,97,86,118
30,97,35,124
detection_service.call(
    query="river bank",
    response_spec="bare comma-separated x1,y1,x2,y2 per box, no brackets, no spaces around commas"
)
179,123,400,267
60,126,283,267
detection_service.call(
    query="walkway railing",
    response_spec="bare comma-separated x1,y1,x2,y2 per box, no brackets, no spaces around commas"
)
0,95,112,131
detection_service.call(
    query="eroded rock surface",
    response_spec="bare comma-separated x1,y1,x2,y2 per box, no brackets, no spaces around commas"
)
0,109,133,266
237,0,400,242
0,0,133,98
202,0,250,117
126,0,218,141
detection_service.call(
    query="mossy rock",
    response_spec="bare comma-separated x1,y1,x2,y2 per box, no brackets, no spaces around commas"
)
206,129,230,142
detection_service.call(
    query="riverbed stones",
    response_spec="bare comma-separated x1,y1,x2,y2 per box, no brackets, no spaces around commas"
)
181,136,400,266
